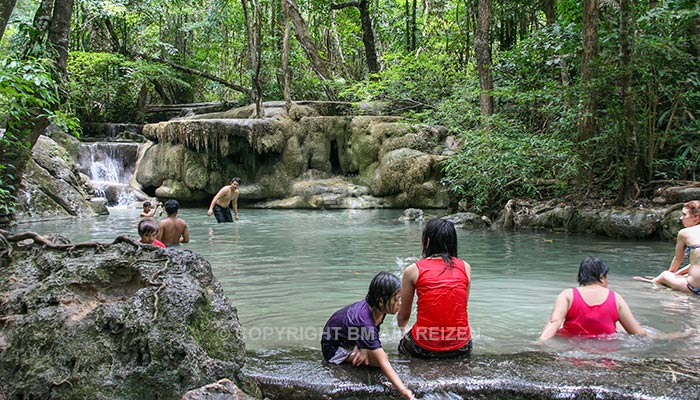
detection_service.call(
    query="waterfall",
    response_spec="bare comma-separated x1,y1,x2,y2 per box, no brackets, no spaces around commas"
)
78,142,140,206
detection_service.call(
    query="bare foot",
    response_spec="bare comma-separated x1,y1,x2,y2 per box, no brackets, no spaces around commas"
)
632,276,655,283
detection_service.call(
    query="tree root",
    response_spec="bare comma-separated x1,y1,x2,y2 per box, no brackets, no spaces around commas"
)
148,260,171,321
0,230,144,262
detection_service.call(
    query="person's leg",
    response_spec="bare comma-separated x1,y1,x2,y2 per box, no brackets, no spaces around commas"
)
213,204,227,223
653,271,692,292
223,207,233,222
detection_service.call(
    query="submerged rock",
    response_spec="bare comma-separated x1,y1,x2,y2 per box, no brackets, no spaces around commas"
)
0,232,246,399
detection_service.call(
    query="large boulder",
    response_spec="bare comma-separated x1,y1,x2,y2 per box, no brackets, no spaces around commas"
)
0,233,246,399
13,135,101,223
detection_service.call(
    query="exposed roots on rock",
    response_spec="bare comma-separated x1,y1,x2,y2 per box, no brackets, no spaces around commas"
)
0,230,143,262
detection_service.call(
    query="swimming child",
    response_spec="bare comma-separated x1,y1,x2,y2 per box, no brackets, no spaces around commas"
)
321,272,414,400
137,219,166,248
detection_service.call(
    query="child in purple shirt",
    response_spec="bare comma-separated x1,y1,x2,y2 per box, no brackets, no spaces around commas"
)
321,272,414,400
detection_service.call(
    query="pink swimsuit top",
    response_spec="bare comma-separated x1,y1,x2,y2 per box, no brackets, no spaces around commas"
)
557,288,619,337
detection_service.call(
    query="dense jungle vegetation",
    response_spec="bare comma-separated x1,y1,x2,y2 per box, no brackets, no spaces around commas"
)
0,0,698,218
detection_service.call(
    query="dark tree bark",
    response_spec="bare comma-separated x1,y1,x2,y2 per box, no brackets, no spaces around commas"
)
542,0,555,26
579,0,599,144
282,0,292,111
331,0,380,74
616,0,639,204
47,0,73,82
474,0,494,118
0,0,17,41
251,0,264,117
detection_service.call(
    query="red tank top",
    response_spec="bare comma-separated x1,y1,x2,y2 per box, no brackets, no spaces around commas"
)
558,288,619,337
411,257,470,351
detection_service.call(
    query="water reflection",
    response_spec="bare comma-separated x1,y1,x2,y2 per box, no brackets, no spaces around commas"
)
12,207,700,359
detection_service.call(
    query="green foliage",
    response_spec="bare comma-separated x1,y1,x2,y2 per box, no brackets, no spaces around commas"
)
442,116,579,212
340,52,463,115
66,51,189,122
0,57,71,215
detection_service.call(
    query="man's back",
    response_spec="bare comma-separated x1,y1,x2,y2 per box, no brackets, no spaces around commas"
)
157,216,189,246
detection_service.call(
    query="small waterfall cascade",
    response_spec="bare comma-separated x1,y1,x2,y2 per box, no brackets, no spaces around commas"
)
77,142,140,206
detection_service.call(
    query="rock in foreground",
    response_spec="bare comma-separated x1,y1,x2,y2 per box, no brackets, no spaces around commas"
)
0,232,246,399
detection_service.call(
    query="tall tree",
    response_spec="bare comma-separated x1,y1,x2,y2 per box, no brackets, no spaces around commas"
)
0,0,17,41
579,0,599,144
331,0,380,73
474,0,493,118
616,0,638,203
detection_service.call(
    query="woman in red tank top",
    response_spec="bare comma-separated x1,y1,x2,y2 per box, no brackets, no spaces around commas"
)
538,257,647,341
397,218,473,359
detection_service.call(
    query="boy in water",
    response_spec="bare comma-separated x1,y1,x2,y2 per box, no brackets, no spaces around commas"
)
321,272,414,400
156,199,189,247
207,177,241,222
137,219,166,248
140,200,161,218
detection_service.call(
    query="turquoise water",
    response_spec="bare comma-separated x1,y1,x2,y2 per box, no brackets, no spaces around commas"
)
13,207,700,360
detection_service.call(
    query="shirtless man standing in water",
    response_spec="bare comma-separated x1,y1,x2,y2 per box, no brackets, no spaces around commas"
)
207,177,241,222
157,199,189,247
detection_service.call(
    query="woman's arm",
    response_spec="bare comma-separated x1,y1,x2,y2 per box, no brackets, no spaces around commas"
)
616,294,647,336
668,230,688,273
397,264,418,334
538,289,571,342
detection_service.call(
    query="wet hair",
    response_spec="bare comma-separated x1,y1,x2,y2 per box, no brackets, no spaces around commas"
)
138,219,158,236
365,272,401,310
163,199,179,215
422,218,458,270
142,201,152,209
684,201,700,217
231,177,241,184
577,256,609,286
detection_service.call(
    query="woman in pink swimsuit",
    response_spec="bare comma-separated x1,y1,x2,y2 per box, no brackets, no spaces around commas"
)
538,257,647,341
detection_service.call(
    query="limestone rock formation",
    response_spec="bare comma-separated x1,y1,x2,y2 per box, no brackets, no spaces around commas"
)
13,135,103,223
0,232,246,399
135,101,453,209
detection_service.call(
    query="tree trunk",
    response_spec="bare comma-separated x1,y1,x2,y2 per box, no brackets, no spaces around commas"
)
47,0,74,82
282,0,292,112
0,0,17,41
474,0,493,118
285,0,336,99
579,0,599,144
616,0,638,203
331,0,380,74
542,0,555,26
251,0,264,117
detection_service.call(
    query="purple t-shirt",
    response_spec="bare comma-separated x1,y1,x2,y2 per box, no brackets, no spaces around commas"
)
321,300,382,361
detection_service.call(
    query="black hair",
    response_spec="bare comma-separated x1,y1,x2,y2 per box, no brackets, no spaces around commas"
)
577,256,609,286
143,201,152,209
163,199,179,215
138,219,158,236
365,272,401,310
231,177,241,184
422,218,458,271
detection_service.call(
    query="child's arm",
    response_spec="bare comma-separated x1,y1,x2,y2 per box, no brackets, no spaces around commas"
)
371,348,414,400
